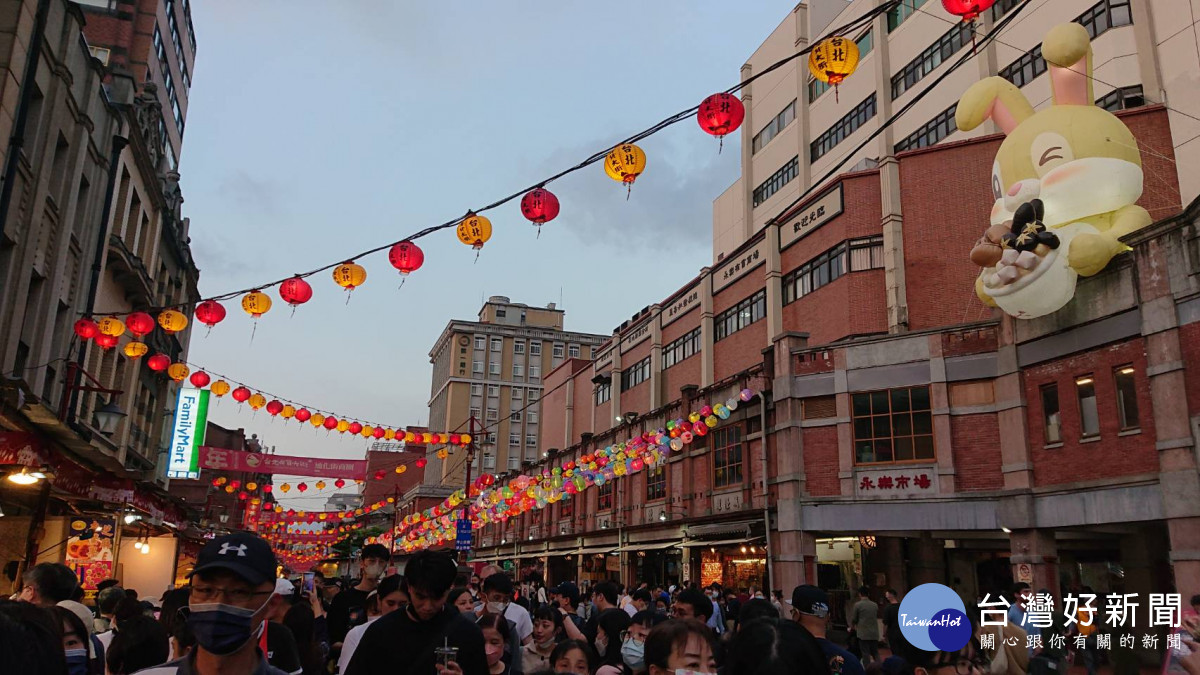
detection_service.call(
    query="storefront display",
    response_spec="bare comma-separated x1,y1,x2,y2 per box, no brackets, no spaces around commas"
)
66,517,115,596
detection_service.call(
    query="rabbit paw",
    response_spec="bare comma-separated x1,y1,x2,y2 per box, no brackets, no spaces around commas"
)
975,276,998,307
1067,233,1117,277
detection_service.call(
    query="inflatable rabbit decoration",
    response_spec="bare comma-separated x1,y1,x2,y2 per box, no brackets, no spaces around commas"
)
960,22,1151,319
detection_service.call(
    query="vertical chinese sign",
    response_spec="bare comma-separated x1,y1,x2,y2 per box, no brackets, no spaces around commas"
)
66,517,116,595
168,388,210,479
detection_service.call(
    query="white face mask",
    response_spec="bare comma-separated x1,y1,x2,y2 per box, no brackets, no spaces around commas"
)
487,601,509,615
363,561,385,579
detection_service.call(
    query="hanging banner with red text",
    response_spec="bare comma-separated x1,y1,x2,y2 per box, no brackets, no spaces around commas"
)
198,447,367,479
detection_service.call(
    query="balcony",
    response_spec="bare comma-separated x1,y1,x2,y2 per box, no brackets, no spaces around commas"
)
107,233,154,306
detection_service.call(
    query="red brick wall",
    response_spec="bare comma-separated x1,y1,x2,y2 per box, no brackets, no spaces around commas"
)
661,311,702,400
364,450,426,506
949,413,1003,491
782,269,887,345
542,369,570,449
1180,322,1200,417
1023,340,1157,487
1120,107,1183,221
802,426,840,496
570,368,596,446
780,173,882,272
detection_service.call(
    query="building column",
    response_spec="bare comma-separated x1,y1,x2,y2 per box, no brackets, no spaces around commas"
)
740,62,755,245
772,529,817,594
879,156,909,332
650,304,663,410
770,332,811,594
700,268,715,387
879,536,908,595
794,4,813,189
1008,529,1058,597
907,534,948,586
996,317,1034,490
765,215,784,345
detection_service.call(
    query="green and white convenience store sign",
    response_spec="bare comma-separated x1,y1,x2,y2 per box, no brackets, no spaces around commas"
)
167,387,209,479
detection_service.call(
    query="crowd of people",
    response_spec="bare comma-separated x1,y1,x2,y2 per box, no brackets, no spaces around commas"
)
4,530,1200,675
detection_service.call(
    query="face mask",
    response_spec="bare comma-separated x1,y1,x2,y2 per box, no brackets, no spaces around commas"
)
65,648,89,675
537,636,557,650
485,643,504,665
186,602,264,656
621,638,645,671
595,636,607,657
364,562,385,579
487,601,509,615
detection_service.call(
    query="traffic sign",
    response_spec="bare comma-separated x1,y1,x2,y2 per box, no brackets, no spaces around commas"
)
455,519,472,552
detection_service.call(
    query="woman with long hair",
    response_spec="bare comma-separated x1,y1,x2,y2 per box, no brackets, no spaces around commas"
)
283,602,325,675
479,611,514,675
550,639,596,675
594,608,633,675
644,619,717,675
723,617,827,675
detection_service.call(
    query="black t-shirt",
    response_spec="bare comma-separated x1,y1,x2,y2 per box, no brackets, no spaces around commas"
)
328,586,371,644
882,603,900,645
265,621,303,675
345,605,488,675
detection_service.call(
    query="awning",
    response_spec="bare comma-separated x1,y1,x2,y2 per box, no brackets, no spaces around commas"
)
686,519,759,537
679,537,759,548
617,541,683,553
564,546,617,556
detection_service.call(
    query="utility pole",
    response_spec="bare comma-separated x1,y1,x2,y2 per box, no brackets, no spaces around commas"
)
390,485,400,556
459,415,478,565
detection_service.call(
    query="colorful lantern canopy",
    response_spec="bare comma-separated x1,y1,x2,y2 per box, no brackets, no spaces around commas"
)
604,144,647,196
266,400,284,416
95,334,118,350
295,408,312,423
73,318,99,341
519,188,560,236
808,36,859,101
189,371,211,388
241,291,272,318
247,393,266,410
942,0,996,21
123,342,149,359
97,317,126,338
231,386,251,403
211,380,231,397
167,363,190,382
125,312,156,338
157,309,188,334
697,93,746,150
332,262,367,292
456,213,492,251
147,353,171,371
195,300,227,329
279,276,314,309
388,241,424,279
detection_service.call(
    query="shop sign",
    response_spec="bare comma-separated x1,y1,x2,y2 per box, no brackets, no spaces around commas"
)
713,237,767,294
65,517,115,592
605,556,620,572
620,321,652,353
663,286,700,327
595,345,615,371
712,491,744,514
0,431,46,466
779,183,844,251
853,467,938,498
1015,563,1033,583
700,556,723,588
167,388,209,479
198,446,367,480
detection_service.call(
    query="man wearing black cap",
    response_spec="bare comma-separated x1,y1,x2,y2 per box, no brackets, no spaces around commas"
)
550,582,586,638
134,532,288,674
791,584,865,675
345,550,486,675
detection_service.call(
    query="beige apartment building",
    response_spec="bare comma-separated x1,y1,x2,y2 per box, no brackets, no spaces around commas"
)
425,297,607,487
715,0,1200,280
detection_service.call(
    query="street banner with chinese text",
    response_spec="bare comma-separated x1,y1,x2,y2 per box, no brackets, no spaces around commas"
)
197,446,367,480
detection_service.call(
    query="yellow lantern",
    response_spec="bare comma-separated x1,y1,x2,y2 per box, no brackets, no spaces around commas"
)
211,380,231,397
310,413,326,428
167,363,189,382
248,393,266,410
332,262,367,291
315,480,326,490
361,425,374,438
246,482,257,491
460,433,472,444
225,485,234,493
604,144,647,190
384,428,396,440
242,290,272,318
98,316,126,338
808,36,859,101
456,213,492,251
157,309,189,334
123,341,148,359
336,419,350,433
397,465,407,474
281,404,296,419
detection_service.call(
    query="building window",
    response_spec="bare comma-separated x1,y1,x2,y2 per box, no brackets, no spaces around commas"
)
483,453,496,470
512,387,523,401
1001,0,1132,90
895,104,958,152
491,337,502,352
1040,383,1061,444
568,344,581,358
473,360,483,374
489,362,501,375
526,433,537,446
509,433,521,446
808,79,832,104
528,389,540,403
527,411,538,424
88,46,111,65
514,340,525,354
713,426,744,489
530,341,542,356
852,386,935,464
811,94,877,162
751,100,796,153
1076,375,1100,437
595,380,612,405
552,344,565,359
887,0,929,32
646,465,666,501
999,45,1048,88
475,336,485,350
470,406,482,419
752,156,799,207
991,0,1021,20
487,385,499,397
486,408,498,421
891,20,973,99
510,411,520,422
856,29,874,58
508,454,521,470
620,357,651,391
663,327,702,369
715,290,767,341
513,363,524,378
598,482,614,511
529,364,541,381
470,384,482,396
1096,85,1145,112
1114,365,1139,430
783,236,883,304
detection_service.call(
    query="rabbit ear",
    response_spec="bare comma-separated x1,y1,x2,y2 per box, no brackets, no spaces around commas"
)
956,77,1034,135
1043,23,1094,106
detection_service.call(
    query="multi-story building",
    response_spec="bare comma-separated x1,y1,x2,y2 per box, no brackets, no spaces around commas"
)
326,492,364,514
76,0,197,171
424,297,607,489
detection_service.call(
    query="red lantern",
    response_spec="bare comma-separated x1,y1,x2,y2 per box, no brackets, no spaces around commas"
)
125,312,156,338
323,416,339,431
942,0,996,21
279,277,313,308
147,353,171,371
266,400,284,416
194,300,227,328
298,482,308,492
230,480,241,489
697,93,745,148
334,478,346,489
416,458,427,469
519,188,560,233
374,470,385,480
388,241,424,277
295,408,312,423
348,422,363,435
73,318,99,340
94,334,118,350
189,371,211,388
263,484,273,493
372,427,385,439
231,386,251,403
238,491,249,501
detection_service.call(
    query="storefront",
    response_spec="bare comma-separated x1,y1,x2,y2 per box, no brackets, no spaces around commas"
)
623,542,683,588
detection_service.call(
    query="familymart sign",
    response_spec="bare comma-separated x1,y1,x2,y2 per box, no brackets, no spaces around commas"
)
167,387,210,479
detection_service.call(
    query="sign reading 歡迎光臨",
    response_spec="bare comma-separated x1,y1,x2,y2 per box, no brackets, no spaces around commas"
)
197,447,367,480
168,388,209,480
779,183,844,251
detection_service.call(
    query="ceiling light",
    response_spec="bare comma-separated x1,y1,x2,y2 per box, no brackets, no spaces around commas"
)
124,513,141,525
1075,377,1093,386
134,540,143,550
658,512,667,521
1120,367,1134,375
1001,527,1012,534
7,468,39,485
0,505,5,517
741,545,747,553
140,542,150,554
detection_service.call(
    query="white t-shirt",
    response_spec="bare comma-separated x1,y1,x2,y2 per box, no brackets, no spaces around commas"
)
623,603,637,617
338,615,379,674
505,602,533,642
97,629,115,653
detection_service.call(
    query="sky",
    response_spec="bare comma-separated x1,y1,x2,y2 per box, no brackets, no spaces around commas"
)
181,1,793,510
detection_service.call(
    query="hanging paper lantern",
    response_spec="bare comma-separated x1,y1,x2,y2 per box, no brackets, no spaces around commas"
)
279,276,314,308
388,241,425,277
231,386,251,403
373,470,385,480
125,312,156,338
323,416,339,431
295,408,311,423
210,380,231,397
73,318,99,341
334,478,346,489
147,353,171,371
336,419,350,433
157,309,188,334
247,393,266,410
740,388,755,402
697,93,746,144
123,342,148,359
95,334,118,350
189,371,211,388
808,36,859,101
241,290,272,318
372,427,385,439
281,405,296,419
280,483,291,493
310,413,325,427
456,213,492,251
942,0,996,22
332,262,367,291
195,300,227,328
415,457,427,469
360,425,374,438
398,464,408,474
348,422,363,435
520,188,560,233
97,316,126,338
266,400,284,416
167,363,189,382
604,144,647,185
246,482,257,491
263,484,273,494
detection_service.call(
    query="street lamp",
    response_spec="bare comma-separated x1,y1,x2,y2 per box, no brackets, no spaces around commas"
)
93,400,128,435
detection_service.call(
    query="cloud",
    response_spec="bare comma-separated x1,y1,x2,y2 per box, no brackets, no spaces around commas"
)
216,170,285,216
